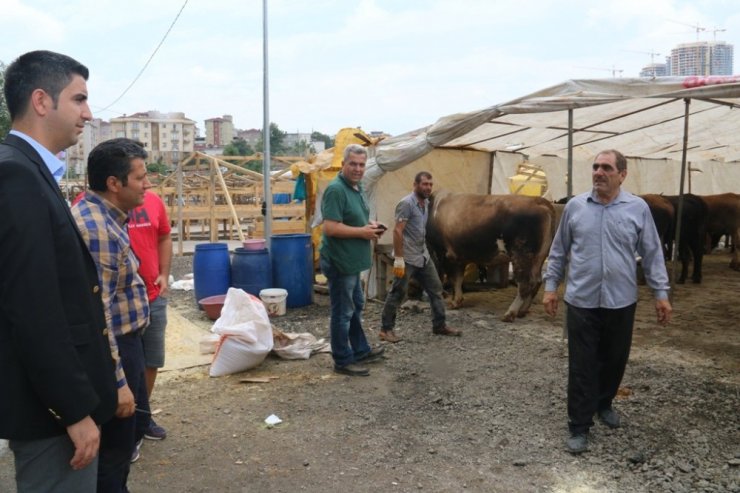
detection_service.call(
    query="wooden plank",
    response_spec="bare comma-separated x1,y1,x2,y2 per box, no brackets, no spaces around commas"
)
165,204,305,221
211,156,245,242
254,219,306,235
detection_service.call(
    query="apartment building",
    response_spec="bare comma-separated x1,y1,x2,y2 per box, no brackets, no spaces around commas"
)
205,115,234,147
639,63,668,78
283,132,312,149
666,41,734,76
110,111,196,166
236,128,262,147
65,118,111,177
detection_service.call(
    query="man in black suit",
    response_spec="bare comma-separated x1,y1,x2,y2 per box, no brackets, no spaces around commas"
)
0,50,121,492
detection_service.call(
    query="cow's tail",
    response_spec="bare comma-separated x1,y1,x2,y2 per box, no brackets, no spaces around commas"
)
534,202,557,277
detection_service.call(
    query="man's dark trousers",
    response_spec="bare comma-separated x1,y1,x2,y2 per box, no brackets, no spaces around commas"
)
98,331,148,493
566,303,636,435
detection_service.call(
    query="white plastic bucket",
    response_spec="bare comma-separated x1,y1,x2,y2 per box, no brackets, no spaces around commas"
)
259,288,288,316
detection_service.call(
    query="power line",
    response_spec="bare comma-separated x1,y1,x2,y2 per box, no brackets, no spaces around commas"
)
100,0,189,112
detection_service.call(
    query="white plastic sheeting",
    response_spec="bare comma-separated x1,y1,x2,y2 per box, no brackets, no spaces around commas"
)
364,76,740,211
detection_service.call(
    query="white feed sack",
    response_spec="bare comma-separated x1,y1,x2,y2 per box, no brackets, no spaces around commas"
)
209,288,274,377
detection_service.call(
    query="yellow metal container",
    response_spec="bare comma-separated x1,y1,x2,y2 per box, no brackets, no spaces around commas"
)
508,174,547,197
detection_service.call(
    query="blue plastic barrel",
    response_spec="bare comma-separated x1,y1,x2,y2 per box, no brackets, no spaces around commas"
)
273,193,291,204
193,243,231,302
231,247,272,297
271,234,313,307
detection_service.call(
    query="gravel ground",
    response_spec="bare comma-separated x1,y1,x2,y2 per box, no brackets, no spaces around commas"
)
1,253,739,492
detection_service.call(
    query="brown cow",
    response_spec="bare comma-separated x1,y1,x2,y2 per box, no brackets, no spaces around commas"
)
426,191,556,322
701,193,740,270
640,194,674,257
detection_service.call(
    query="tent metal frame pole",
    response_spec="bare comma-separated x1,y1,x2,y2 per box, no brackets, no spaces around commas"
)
567,109,573,199
670,98,691,293
262,0,273,248
488,152,495,194
562,108,574,340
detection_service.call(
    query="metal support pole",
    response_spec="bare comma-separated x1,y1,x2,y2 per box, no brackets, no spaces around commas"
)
567,108,574,199
262,0,273,248
670,98,691,292
563,108,574,340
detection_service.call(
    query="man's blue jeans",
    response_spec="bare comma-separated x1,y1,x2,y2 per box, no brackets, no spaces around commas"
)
381,259,447,331
320,254,371,367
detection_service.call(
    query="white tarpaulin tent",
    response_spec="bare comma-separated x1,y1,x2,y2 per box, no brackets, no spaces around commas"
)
363,76,740,233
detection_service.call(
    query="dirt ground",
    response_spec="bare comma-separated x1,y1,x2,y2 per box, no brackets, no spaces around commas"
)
1,253,739,493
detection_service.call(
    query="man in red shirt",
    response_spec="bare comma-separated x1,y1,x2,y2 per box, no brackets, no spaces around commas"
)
128,190,172,458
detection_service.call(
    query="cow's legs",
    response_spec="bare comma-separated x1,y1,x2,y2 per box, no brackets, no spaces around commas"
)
449,263,465,309
503,256,535,322
504,276,542,322
677,243,689,284
502,212,554,322
518,280,542,316
731,228,740,270
503,280,531,322
690,238,703,283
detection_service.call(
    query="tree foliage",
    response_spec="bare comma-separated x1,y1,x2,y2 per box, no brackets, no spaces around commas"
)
256,122,287,155
0,62,10,138
222,138,259,171
243,160,263,173
146,157,170,175
311,130,334,149
223,138,254,156
288,139,314,157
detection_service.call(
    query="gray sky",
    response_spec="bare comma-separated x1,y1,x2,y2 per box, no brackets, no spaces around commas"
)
2,0,739,136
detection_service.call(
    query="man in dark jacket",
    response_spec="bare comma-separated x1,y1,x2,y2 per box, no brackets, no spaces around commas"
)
0,50,118,492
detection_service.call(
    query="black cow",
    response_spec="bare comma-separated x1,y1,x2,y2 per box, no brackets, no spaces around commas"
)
664,194,708,284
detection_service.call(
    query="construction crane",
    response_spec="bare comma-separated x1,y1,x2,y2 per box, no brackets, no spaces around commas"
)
712,27,726,41
575,66,624,77
624,49,661,64
668,20,706,41
624,50,663,77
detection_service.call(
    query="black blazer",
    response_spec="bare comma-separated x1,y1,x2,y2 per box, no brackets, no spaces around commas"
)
0,133,117,440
